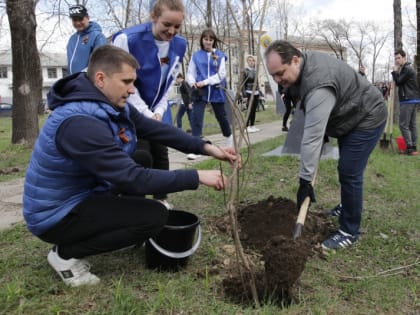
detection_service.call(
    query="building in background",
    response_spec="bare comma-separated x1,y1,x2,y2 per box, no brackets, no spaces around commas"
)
0,51,67,106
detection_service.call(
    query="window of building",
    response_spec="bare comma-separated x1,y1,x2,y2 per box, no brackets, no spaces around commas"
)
62,68,67,77
47,68,57,79
0,66,7,78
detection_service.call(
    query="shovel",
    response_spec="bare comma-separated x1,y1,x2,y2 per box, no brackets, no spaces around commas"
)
380,82,395,149
293,148,321,240
293,196,311,239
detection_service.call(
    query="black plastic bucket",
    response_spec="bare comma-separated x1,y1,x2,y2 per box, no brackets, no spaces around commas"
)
145,210,201,271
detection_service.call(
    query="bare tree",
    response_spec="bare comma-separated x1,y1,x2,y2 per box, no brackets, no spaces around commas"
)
6,0,43,145
367,23,391,83
343,21,369,69
268,0,294,40
312,19,349,60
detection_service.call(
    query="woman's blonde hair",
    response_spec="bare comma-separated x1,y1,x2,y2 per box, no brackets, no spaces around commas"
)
152,0,185,17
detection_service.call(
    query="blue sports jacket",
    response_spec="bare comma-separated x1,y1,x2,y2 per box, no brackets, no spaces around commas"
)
66,21,107,74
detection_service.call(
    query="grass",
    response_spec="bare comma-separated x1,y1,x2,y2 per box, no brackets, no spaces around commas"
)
1,106,419,314
0,101,276,182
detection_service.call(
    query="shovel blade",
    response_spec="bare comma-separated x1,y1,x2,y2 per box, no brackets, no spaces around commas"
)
293,223,303,239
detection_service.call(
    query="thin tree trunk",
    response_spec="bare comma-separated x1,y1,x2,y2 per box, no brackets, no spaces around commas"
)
416,1,420,90
393,0,402,125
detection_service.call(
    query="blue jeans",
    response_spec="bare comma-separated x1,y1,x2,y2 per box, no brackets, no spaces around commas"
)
176,103,192,129
190,100,232,137
337,122,385,236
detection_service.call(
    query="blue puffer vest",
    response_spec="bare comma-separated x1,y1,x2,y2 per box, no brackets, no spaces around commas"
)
192,49,227,103
23,102,136,236
113,22,187,110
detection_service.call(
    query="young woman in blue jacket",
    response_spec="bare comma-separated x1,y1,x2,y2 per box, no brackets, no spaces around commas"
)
113,0,187,208
186,29,233,160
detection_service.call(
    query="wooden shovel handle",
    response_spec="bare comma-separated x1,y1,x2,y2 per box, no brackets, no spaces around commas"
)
296,196,311,225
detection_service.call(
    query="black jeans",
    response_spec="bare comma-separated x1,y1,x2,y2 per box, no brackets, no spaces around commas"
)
246,94,259,127
282,96,293,128
137,138,169,200
39,193,168,259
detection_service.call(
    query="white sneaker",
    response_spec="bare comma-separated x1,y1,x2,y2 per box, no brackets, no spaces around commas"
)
47,247,100,287
246,126,260,133
187,153,201,160
225,135,233,147
157,199,174,210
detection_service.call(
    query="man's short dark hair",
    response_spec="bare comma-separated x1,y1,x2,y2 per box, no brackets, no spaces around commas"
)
395,49,406,57
87,45,139,81
69,5,88,18
264,40,302,64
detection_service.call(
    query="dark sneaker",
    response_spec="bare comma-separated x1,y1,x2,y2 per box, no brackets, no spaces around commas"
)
329,203,342,217
407,147,419,156
47,246,100,287
321,230,358,250
282,126,288,132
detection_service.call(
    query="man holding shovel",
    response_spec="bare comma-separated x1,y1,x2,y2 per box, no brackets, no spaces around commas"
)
264,40,387,251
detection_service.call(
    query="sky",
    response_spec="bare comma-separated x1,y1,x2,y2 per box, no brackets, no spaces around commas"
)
294,0,413,24
0,0,416,53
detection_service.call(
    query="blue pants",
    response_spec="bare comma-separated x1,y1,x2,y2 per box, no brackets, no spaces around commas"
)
337,122,385,236
190,100,231,138
176,103,193,129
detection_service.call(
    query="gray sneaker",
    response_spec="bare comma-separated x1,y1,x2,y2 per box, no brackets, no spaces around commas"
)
47,246,100,287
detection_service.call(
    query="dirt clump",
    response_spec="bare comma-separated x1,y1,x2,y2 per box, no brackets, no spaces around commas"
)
219,195,333,306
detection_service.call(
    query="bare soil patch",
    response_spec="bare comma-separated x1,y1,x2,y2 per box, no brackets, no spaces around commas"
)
214,196,334,306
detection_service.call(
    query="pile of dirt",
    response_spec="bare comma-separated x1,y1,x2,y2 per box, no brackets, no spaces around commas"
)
218,196,333,306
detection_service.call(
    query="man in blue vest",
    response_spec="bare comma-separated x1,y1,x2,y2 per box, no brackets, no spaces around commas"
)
23,45,239,287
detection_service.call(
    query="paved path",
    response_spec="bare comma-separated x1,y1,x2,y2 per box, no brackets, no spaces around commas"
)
0,120,283,231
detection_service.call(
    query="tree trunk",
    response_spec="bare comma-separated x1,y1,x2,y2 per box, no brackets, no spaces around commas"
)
206,0,212,28
6,0,42,146
393,0,403,50
393,0,402,125
416,1,420,91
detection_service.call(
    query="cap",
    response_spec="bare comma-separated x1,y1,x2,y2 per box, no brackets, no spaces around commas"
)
69,5,88,18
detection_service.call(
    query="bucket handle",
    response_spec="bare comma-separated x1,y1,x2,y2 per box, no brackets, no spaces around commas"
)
147,225,201,259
